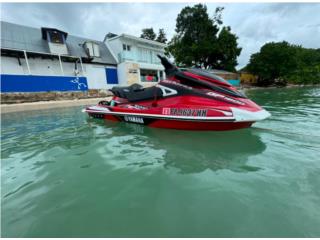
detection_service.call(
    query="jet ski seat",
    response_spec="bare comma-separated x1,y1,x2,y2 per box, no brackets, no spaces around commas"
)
111,83,144,99
111,83,163,102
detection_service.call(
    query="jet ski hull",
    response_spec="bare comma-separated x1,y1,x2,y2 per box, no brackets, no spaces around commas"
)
87,111,252,131
83,55,271,131
84,105,269,131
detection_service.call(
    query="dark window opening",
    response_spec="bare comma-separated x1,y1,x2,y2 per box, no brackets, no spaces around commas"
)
123,44,131,51
49,31,64,44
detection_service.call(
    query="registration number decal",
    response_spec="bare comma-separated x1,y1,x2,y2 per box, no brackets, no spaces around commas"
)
162,108,208,117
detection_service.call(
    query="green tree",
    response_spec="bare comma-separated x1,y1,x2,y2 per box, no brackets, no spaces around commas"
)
156,28,167,43
213,26,242,71
247,41,298,85
167,4,241,70
246,41,320,86
140,28,156,41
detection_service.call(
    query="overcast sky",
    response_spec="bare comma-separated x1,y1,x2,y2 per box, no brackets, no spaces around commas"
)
1,2,320,69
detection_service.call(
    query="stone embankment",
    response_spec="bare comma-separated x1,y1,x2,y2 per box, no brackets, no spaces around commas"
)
1,89,112,104
1,90,112,113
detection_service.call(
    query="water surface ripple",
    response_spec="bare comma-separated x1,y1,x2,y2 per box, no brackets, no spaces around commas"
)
1,87,320,237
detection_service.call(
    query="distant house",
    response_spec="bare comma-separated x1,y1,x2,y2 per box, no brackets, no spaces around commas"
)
209,69,240,87
0,21,118,93
104,33,166,86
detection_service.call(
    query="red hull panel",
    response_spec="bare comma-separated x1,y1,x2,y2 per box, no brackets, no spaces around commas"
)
148,119,253,131
91,113,253,131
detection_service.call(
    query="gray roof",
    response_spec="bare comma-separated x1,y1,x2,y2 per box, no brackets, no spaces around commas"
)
0,21,117,65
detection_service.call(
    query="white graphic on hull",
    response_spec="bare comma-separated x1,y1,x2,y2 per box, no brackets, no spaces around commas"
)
124,116,144,124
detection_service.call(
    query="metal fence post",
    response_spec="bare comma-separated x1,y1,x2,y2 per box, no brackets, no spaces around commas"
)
23,50,31,74
58,54,64,75
79,57,84,74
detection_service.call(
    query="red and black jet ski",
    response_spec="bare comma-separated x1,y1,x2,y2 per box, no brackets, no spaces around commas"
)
83,55,270,131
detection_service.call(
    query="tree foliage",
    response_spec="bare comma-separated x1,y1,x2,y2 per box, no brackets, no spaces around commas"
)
214,26,242,71
246,41,320,86
140,28,156,41
156,29,167,43
167,4,241,71
141,28,168,44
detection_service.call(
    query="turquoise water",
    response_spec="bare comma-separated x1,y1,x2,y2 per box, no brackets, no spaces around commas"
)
1,87,320,237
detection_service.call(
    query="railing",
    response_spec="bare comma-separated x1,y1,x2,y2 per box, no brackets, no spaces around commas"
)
118,51,136,62
118,51,162,64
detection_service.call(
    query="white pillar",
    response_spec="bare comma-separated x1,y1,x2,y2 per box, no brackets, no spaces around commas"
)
163,70,166,80
23,50,31,74
58,54,64,75
157,70,160,82
79,57,84,74
138,68,141,84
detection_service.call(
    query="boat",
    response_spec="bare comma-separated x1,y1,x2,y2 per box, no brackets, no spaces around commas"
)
83,55,271,131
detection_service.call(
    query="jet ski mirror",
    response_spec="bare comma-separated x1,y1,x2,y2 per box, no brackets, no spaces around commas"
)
157,54,179,77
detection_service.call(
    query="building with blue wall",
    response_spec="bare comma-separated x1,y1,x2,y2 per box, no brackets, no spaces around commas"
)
0,21,118,93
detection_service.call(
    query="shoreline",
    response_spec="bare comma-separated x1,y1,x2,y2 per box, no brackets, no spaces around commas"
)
241,84,319,91
1,97,110,114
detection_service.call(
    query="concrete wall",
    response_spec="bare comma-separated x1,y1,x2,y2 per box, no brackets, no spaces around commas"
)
117,62,140,86
83,64,118,89
1,56,30,75
0,55,118,92
1,56,79,76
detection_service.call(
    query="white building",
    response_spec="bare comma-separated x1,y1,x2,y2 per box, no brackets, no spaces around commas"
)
105,33,166,86
0,21,118,93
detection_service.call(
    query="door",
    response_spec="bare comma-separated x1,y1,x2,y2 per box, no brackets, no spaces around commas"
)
106,68,118,84
85,65,108,89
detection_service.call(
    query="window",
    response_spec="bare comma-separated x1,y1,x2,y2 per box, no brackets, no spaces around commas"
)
84,42,100,58
93,44,100,57
49,31,64,44
123,44,131,51
140,69,159,82
138,48,152,63
153,52,162,64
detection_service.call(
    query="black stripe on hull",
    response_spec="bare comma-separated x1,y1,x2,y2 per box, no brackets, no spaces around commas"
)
88,112,235,123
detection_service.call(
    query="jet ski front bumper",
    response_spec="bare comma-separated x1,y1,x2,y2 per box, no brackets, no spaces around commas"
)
231,108,271,122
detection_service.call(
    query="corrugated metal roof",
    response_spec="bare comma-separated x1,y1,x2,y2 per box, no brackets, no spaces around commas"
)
0,21,117,65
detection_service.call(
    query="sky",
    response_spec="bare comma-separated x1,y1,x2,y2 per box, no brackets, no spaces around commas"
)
1,2,320,69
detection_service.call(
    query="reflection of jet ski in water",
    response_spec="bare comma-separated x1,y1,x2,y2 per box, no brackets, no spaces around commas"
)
153,128,266,173
141,127,267,173
86,118,266,174
84,55,270,131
